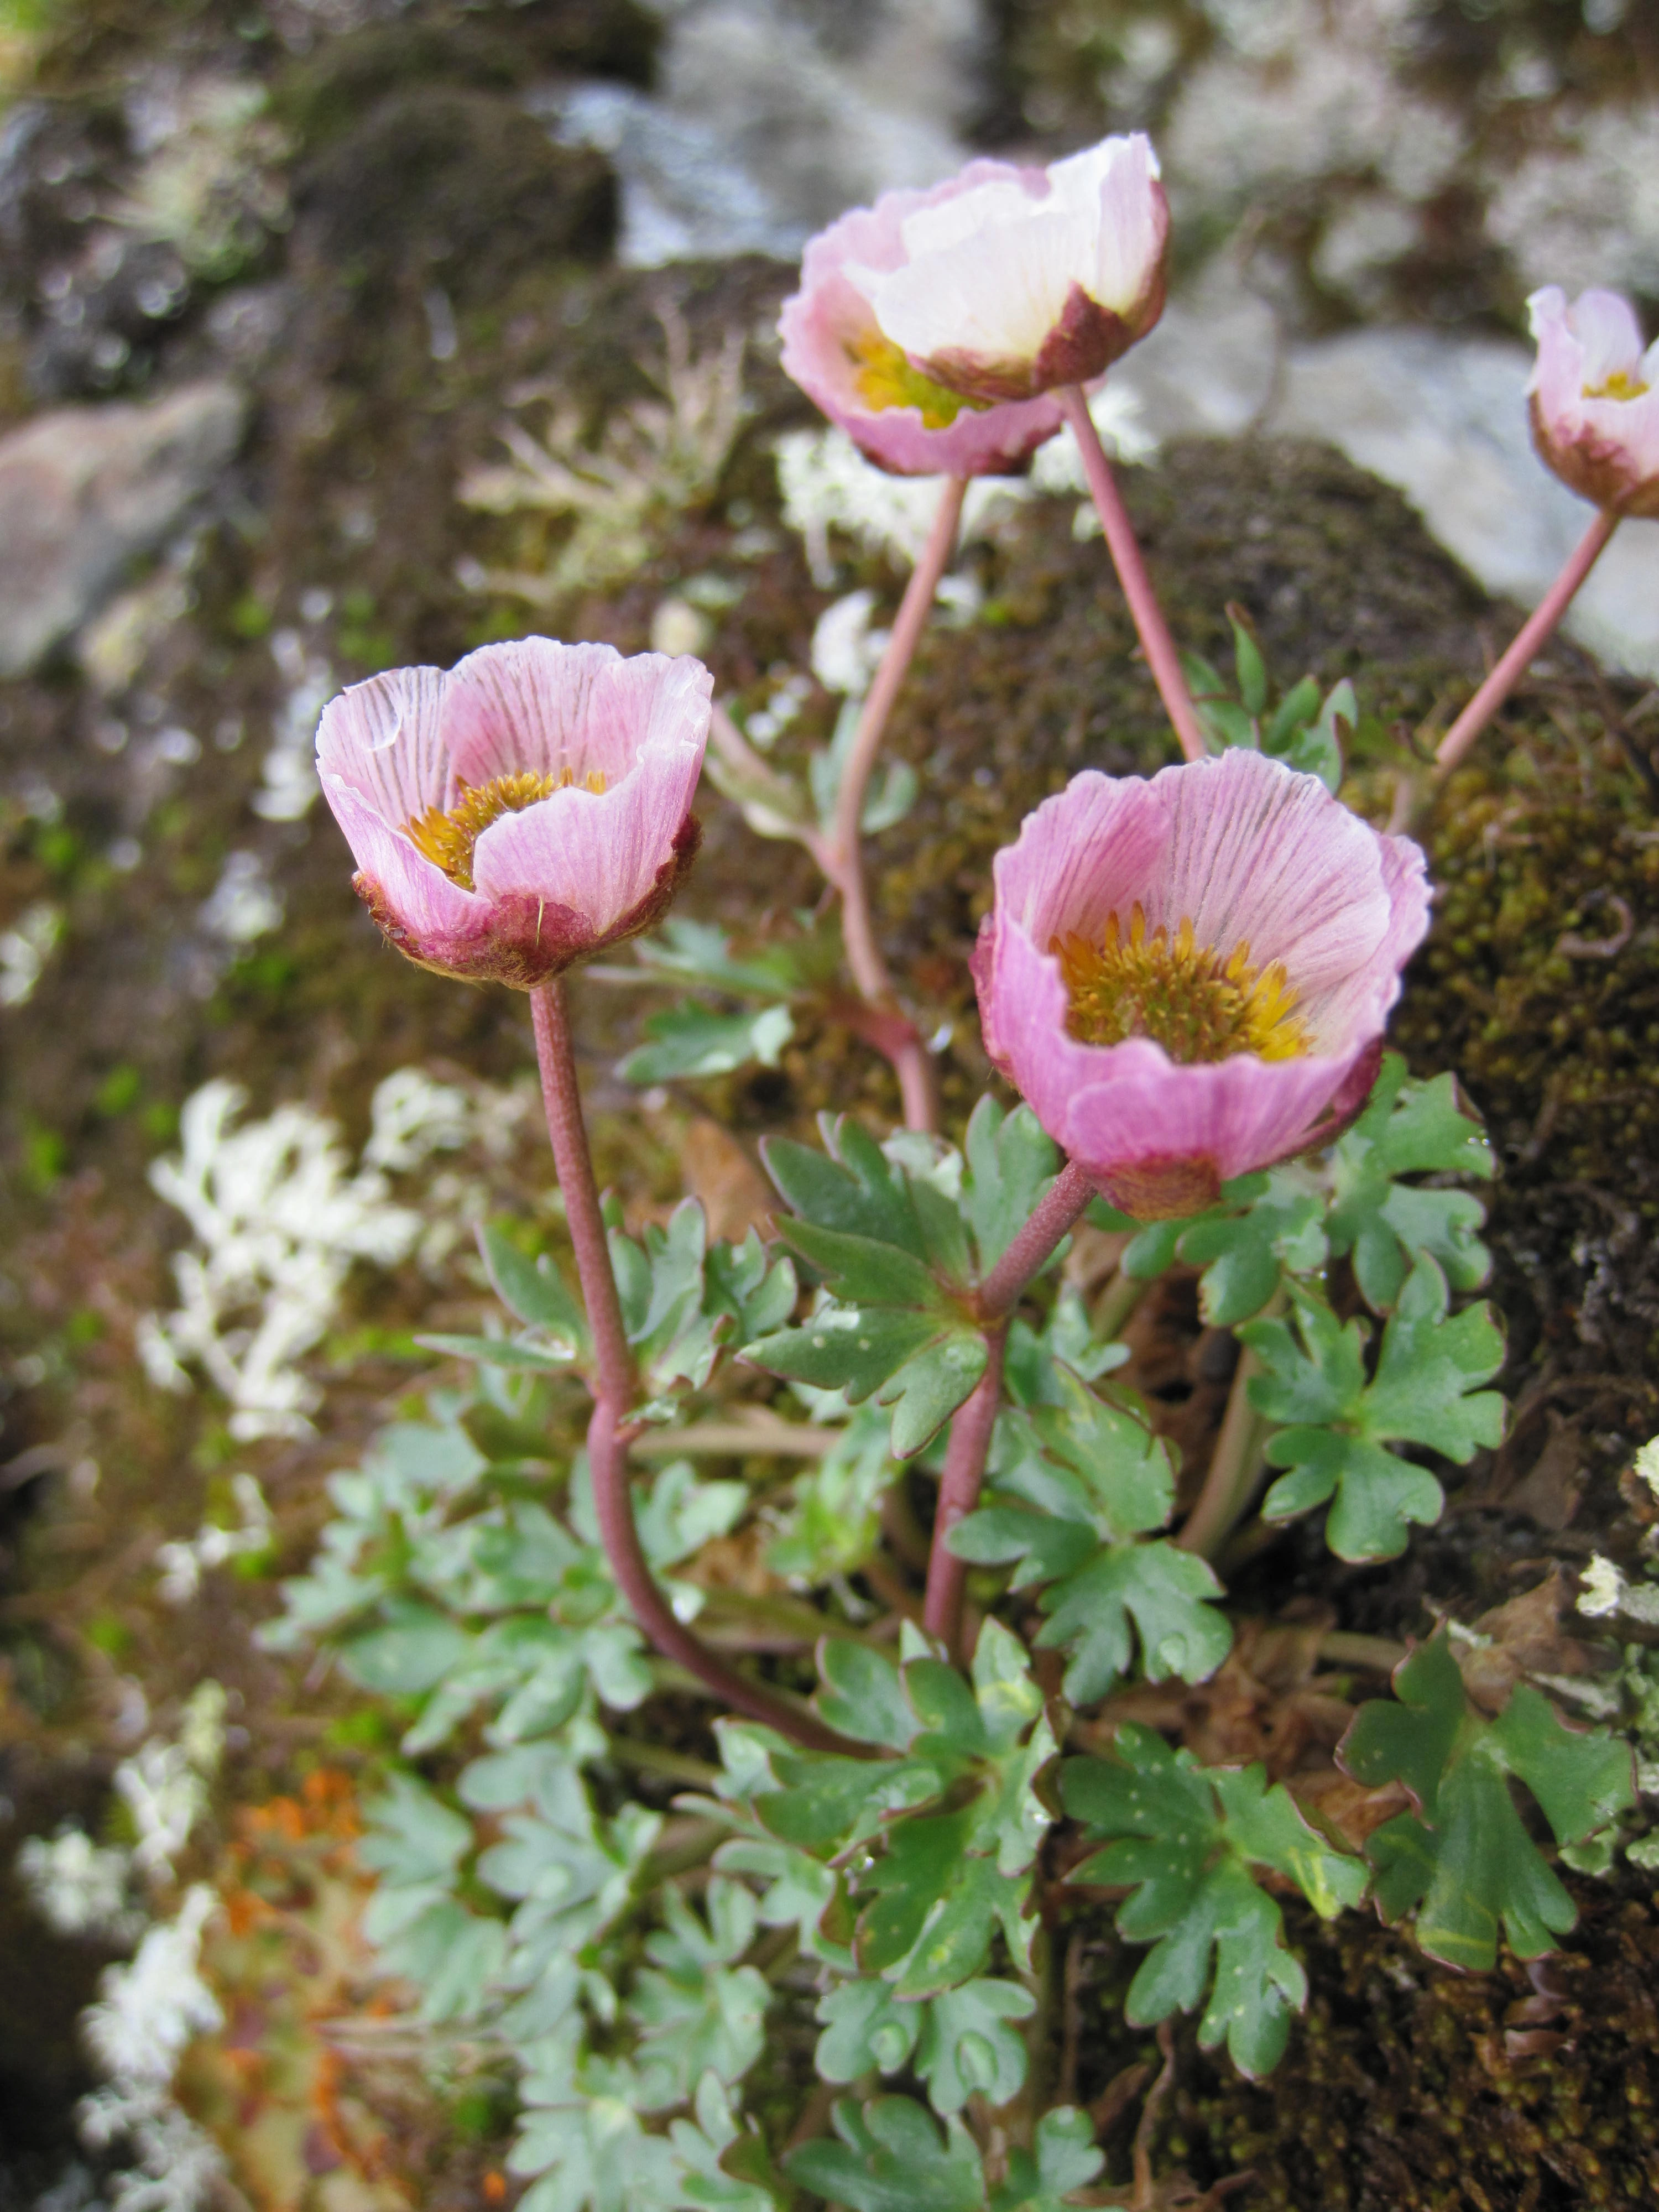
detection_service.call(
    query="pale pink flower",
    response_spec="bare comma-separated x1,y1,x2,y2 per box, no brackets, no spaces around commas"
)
1527,285,1659,519
835,134,1168,410
972,751,1429,1220
315,639,709,989
779,167,1068,476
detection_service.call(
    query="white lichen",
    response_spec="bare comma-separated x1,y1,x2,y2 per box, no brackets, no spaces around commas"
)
138,1068,523,1439
18,1830,144,1943
1485,105,1659,298
156,1478,273,1609
1579,1554,1659,1626
198,849,283,946
459,305,751,606
252,627,335,823
0,900,64,1009
1635,1436,1659,1506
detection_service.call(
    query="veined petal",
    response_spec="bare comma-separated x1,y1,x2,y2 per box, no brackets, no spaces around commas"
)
471,719,704,934
315,665,452,823
320,772,481,937
974,752,1430,1217
1566,288,1647,387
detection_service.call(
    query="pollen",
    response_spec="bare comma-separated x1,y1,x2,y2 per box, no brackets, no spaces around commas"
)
847,329,989,427
1585,369,1649,402
1054,904,1310,1064
404,765,606,890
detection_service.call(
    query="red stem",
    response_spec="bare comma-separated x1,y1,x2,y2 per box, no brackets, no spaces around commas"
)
922,1327,1006,1663
1434,508,1620,776
975,1160,1097,1322
531,977,861,1756
1057,385,1206,764
825,473,967,1135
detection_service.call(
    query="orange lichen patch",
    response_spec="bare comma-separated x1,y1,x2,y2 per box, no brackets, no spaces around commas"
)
179,1768,429,2212
1055,903,1309,1063
404,765,608,890
847,327,988,426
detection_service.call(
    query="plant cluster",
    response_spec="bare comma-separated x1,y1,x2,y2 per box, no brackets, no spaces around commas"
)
236,118,1656,2208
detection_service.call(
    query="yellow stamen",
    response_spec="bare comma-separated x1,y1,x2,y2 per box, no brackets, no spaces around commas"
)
1054,904,1310,1064
847,328,990,427
1585,370,1649,401
404,765,607,890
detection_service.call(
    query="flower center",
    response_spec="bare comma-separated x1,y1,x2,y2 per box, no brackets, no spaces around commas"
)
847,328,989,427
1585,369,1649,402
1053,905,1310,1063
403,766,607,891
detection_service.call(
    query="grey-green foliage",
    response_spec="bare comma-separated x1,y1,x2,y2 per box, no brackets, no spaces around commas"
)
614,917,825,1088
948,1366,1230,1702
744,1100,1058,1458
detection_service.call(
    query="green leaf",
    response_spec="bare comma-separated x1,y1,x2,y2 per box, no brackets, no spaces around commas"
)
1340,1630,1636,1971
747,1307,986,1462
610,1201,796,1400
1063,1726,1366,2077
1244,1255,1502,1562
1035,1542,1232,1705
630,1883,770,2112
959,1097,1058,1275
481,1223,587,1344
765,1402,899,1584
950,1370,1229,1702
1326,1055,1494,1310
816,1637,919,1752
784,2098,984,2212
989,2108,1104,2212
339,1599,474,1694
914,1978,1035,2113
619,1003,794,1085
1230,608,1269,717
358,1775,473,1888
630,917,803,998
1122,1169,1327,1326
415,1331,576,1370
815,1976,924,2083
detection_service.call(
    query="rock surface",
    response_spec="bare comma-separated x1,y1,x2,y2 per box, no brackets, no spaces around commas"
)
1265,327,1659,682
0,380,246,679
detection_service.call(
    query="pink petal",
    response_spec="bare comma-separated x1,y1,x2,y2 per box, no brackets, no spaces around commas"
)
1566,288,1647,387
471,717,705,935
780,174,1067,478
315,665,452,824
320,771,481,940
441,639,693,789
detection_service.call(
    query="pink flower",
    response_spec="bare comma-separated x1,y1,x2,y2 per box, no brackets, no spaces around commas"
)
829,134,1168,412
1527,285,1659,519
779,164,1069,476
315,639,709,989
972,751,1430,1220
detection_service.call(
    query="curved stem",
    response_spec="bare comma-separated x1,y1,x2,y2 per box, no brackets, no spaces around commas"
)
1433,508,1619,778
1175,1342,1268,1562
1057,384,1206,764
531,977,864,1756
922,1327,1006,1664
825,473,967,1134
975,1159,1097,1322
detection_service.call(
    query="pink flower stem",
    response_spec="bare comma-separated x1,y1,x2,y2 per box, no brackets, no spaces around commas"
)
916,1160,1096,1663
1057,384,1206,764
531,976,863,1756
1434,508,1620,778
975,1159,1097,1322
921,1326,1006,1663
826,472,968,1135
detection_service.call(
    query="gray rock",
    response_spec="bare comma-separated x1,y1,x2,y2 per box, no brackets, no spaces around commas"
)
1110,260,1282,445
545,0,982,265
0,380,244,680
1265,328,1659,681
